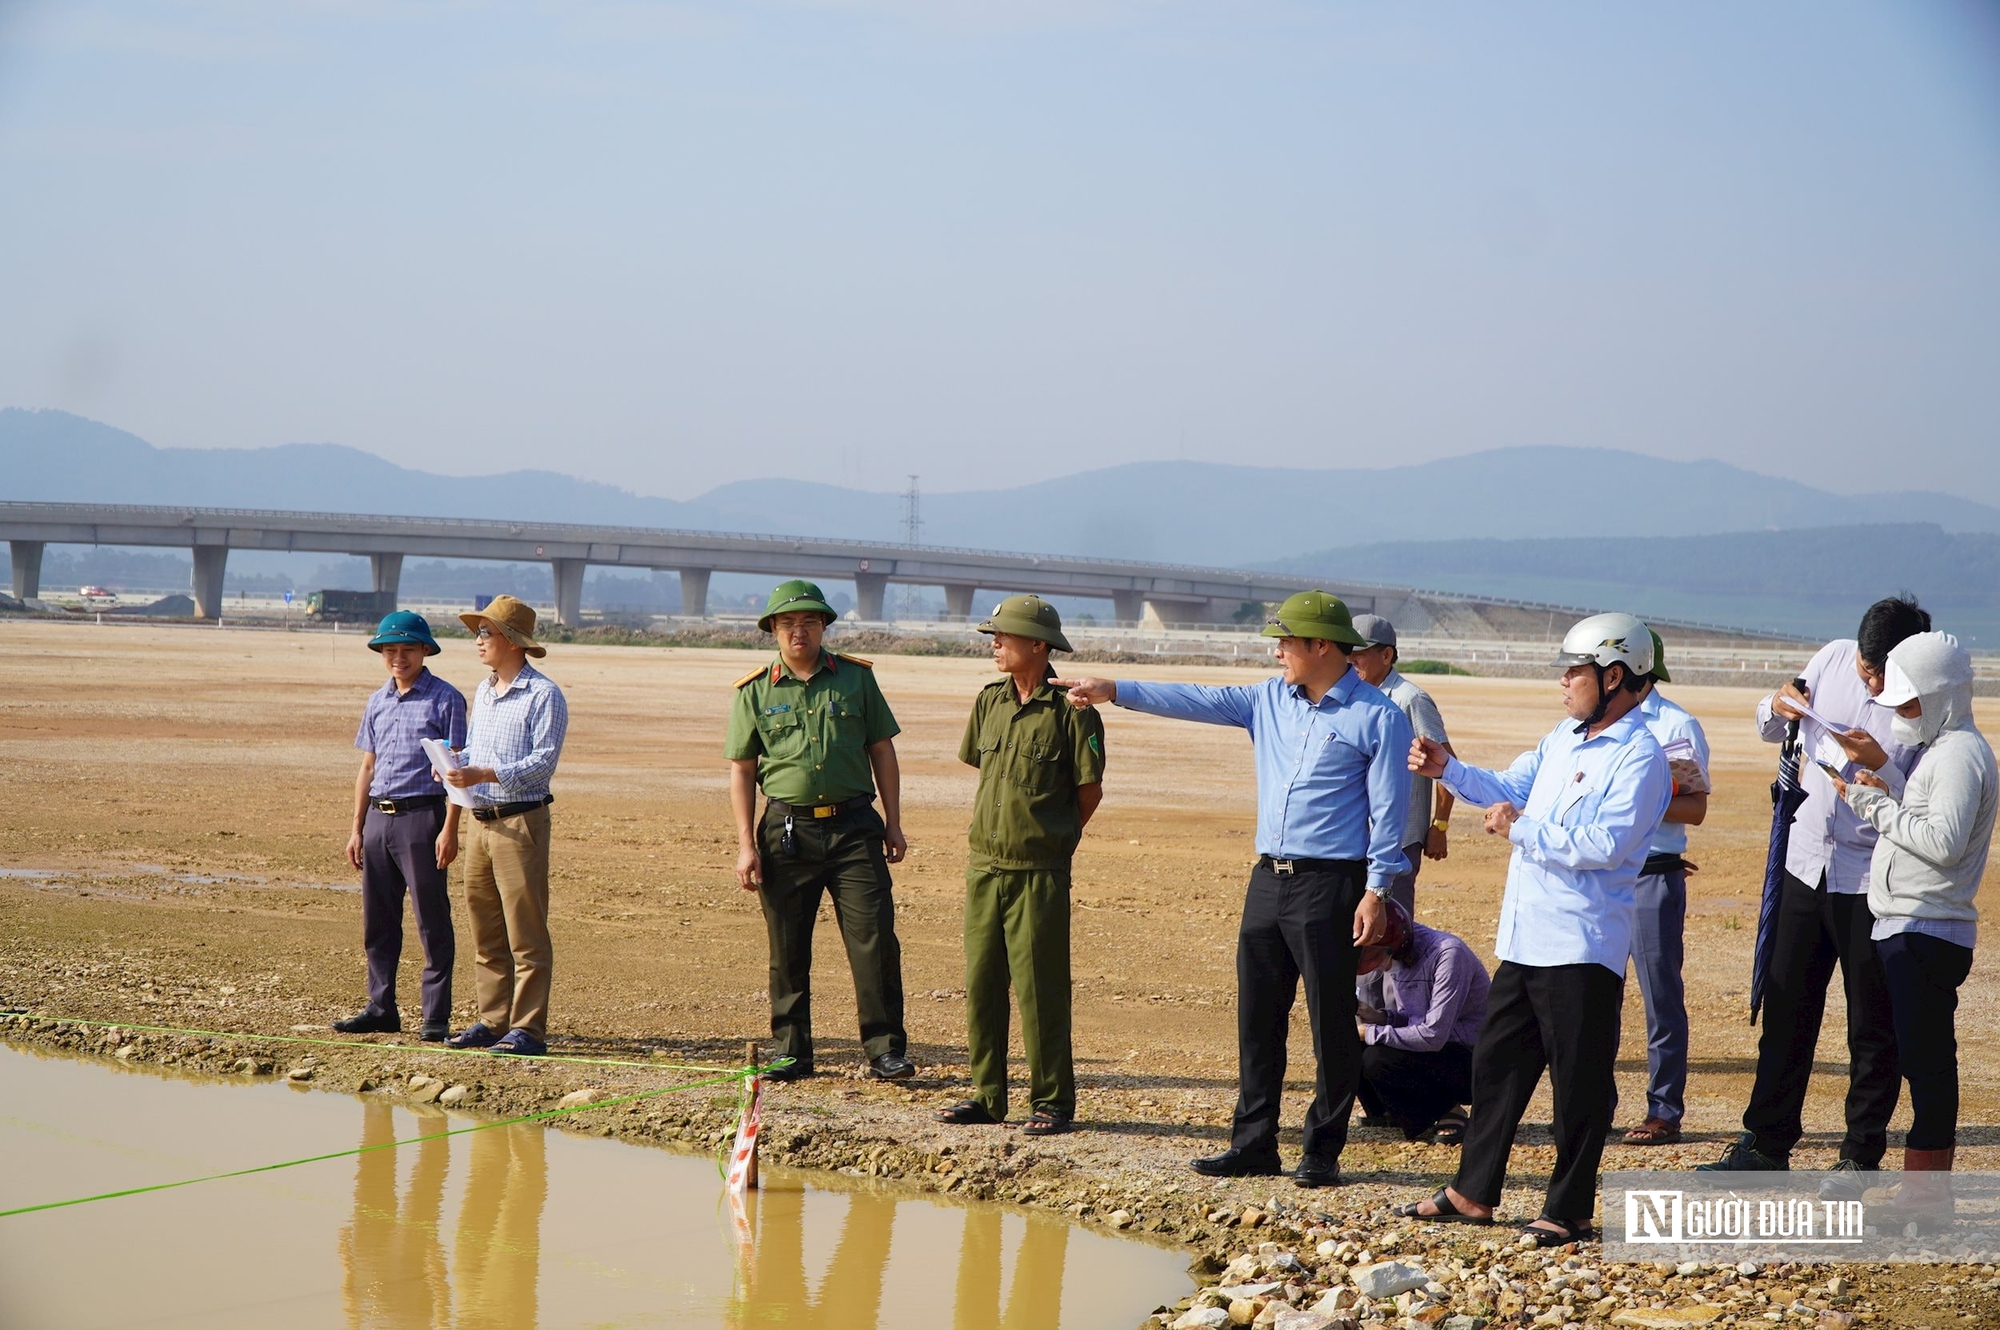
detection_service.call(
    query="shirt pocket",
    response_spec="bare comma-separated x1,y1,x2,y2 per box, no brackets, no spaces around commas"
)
1005,739,1066,792
1553,777,1596,826
759,714,808,757
828,699,867,744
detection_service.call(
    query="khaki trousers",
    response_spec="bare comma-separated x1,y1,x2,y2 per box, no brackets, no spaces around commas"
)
462,806,553,1040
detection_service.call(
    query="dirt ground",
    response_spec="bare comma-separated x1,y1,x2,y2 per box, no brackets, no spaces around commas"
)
4,620,1998,1326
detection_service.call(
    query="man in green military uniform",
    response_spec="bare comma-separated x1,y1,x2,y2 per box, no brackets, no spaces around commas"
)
725,579,914,1082
936,595,1105,1136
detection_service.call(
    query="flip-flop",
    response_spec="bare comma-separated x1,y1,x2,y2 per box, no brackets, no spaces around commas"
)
1394,1188,1493,1225
1518,1215,1594,1247
1020,1109,1074,1137
935,1099,1001,1125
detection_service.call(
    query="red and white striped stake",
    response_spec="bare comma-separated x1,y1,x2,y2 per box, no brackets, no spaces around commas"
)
726,1041,764,1198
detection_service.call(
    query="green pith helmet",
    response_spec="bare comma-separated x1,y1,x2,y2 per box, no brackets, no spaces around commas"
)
1649,627,1671,683
758,579,838,632
977,594,1073,653
1260,590,1366,646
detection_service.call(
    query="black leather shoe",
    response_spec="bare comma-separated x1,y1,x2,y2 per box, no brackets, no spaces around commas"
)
419,1022,450,1042
1819,1159,1874,1200
1697,1132,1788,1172
1293,1155,1343,1189
868,1053,916,1081
1190,1147,1284,1178
332,1010,401,1035
765,1062,814,1083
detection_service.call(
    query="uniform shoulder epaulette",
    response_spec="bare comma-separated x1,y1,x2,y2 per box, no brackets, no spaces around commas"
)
834,652,874,668
733,666,766,689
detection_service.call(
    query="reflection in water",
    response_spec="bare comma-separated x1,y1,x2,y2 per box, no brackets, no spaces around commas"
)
955,1207,1069,1330
340,1102,450,1328
0,1048,1186,1327
336,1104,547,1330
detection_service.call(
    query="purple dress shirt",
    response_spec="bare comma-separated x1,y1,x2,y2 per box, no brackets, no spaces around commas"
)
1357,922,1490,1053
355,668,469,800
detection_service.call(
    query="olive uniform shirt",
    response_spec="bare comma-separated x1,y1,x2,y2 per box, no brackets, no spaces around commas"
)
960,674,1107,872
724,650,900,805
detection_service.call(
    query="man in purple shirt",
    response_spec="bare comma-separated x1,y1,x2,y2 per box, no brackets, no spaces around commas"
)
1355,906,1490,1142
336,611,468,1042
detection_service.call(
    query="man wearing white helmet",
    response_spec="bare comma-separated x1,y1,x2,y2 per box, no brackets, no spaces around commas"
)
1399,612,1671,1246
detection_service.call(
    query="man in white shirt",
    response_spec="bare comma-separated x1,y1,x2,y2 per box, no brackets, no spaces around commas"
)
1701,597,1928,1190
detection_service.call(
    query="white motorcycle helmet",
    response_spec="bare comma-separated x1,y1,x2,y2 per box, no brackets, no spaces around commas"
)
1552,612,1655,726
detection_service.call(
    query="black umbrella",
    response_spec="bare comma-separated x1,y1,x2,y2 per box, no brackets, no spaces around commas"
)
1750,678,1810,1024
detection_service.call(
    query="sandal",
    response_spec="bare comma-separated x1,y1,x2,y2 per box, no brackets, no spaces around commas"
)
1428,1107,1468,1147
1394,1188,1493,1225
936,1099,1001,1126
1020,1109,1075,1137
1518,1215,1594,1248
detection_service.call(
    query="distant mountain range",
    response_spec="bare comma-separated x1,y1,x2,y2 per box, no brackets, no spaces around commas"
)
7,408,1997,566
7,408,1998,640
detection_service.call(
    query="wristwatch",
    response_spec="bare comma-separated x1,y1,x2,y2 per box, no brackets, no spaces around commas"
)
1365,882,1392,899
1431,819,1449,832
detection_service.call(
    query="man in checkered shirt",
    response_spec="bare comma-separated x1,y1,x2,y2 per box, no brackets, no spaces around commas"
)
441,595,569,1057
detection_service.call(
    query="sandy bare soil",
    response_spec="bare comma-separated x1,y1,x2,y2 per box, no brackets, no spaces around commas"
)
5,620,1998,1326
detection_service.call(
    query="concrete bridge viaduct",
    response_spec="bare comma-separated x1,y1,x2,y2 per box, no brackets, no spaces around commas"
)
0,502,1402,628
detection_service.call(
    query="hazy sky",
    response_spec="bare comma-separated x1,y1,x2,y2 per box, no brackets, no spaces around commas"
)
3,1,1997,501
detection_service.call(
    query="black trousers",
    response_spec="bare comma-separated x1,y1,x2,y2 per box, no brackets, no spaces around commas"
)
1358,1040,1474,1139
1741,871,1900,1165
1878,931,1974,1151
360,803,454,1026
757,802,906,1068
1230,859,1365,1162
1453,960,1622,1223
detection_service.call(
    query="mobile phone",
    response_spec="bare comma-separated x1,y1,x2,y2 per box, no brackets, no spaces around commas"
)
1814,759,1845,780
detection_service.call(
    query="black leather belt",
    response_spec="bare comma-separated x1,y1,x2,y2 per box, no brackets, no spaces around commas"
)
372,794,446,815
1641,852,1689,877
472,795,554,823
1258,855,1364,877
765,794,873,820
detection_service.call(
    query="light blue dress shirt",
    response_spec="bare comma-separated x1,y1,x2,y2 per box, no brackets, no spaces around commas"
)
1637,689,1709,857
1115,670,1413,889
1441,708,1672,974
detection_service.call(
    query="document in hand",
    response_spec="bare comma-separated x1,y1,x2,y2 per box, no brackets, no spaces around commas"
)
421,738,477,809
1660,736,1710,795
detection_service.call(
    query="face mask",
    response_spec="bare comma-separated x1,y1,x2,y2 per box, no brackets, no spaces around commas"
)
1890,713,1928,749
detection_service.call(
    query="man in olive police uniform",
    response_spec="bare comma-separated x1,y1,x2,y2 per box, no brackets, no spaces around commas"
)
937,595,1105,1136
725,579,914,1081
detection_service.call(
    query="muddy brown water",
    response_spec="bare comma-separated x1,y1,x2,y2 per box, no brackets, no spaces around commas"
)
0,1047,1189,1328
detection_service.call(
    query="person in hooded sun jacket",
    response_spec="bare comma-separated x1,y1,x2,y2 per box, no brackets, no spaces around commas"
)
1829,631,1996,1217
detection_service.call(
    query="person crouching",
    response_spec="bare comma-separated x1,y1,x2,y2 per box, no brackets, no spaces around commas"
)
1354,901,1489,1145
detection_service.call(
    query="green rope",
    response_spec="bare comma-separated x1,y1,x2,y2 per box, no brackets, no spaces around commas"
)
0,1062,782,1219
17,1014,744,1074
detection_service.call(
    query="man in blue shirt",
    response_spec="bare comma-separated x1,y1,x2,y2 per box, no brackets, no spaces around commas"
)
337,611,467,1041
1057,590,1411,1188
1400,612,1671,1245
1618,629,1711,1147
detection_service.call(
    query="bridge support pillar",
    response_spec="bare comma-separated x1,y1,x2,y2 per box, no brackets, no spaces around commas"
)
678,568,710,618
369,553,403,603
1141,597,1215,627
10,540,44,600
552,559,586,628
854,572,888,621
1111,590,1143,624
942,584,977,621
191,546,228,620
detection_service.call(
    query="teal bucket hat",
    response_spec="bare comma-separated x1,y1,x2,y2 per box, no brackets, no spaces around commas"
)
369,610,442,656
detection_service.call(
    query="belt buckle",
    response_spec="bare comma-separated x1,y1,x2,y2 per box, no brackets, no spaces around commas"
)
812,805,837,819
1271,859,1295,876
374,799,398,814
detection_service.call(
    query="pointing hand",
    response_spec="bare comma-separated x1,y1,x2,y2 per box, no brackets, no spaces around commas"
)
1050,677,1116,709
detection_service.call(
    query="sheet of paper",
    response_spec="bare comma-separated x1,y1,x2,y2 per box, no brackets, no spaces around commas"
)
1814,732,1855,776
422,738,477,809
1780,694,1856,737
